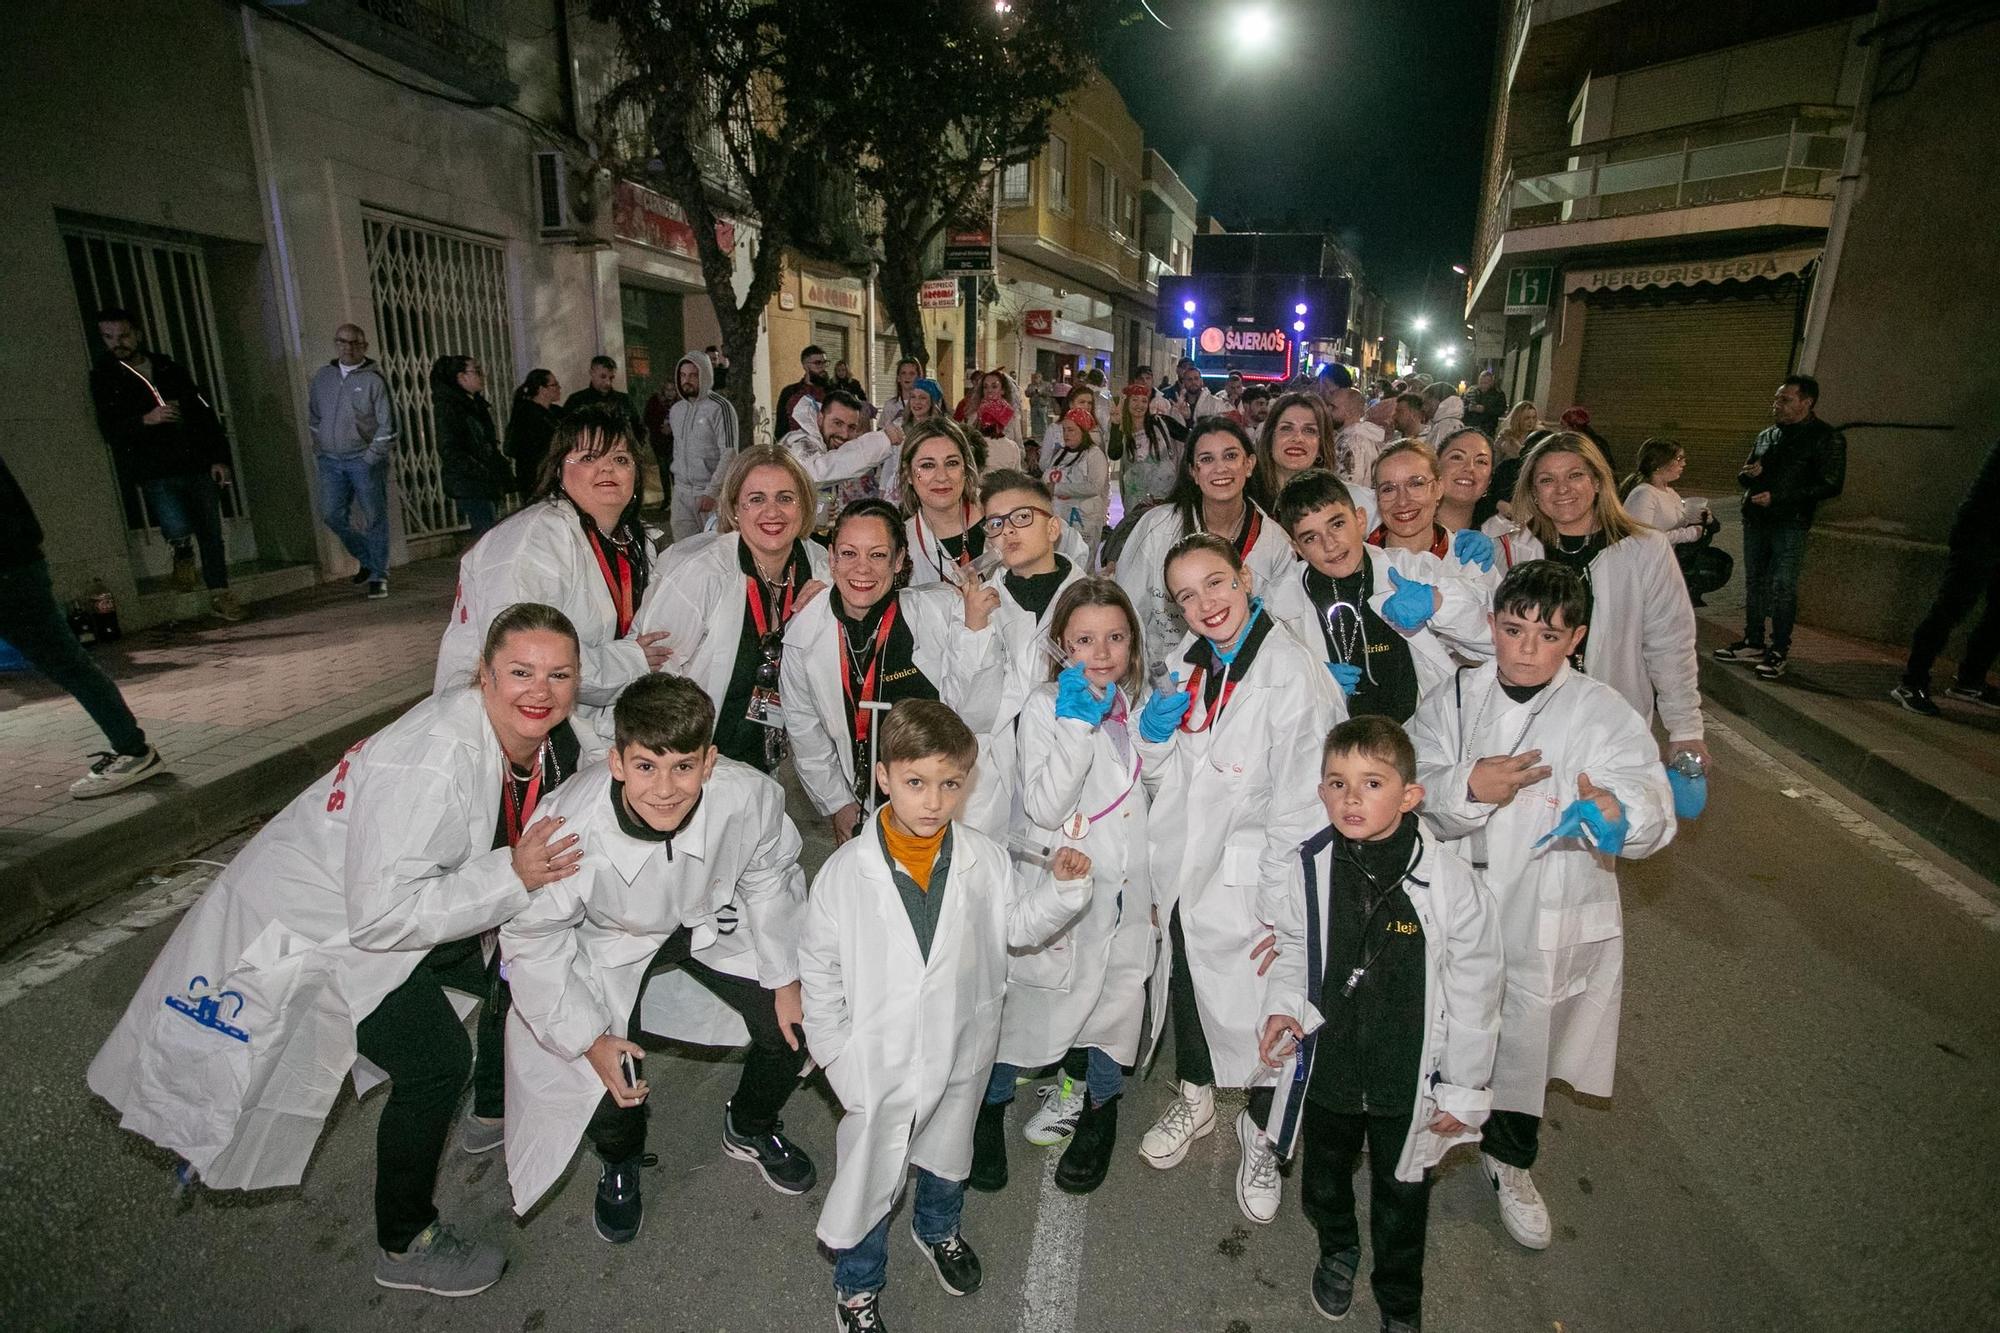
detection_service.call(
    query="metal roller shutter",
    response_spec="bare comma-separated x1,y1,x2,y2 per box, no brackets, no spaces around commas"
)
1574,279,1800,493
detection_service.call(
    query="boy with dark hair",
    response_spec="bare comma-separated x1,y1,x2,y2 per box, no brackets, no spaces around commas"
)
1260,715,1502,1331
1405,561,1675,1254
801,699,1091,1333
499,673,816,1242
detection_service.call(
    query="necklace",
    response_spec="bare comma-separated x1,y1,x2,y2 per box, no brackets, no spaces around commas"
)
1555,530,1594,554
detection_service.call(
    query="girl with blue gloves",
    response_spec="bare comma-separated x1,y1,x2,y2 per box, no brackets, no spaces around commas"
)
972,580,1160,1197
1405,560,1675,1255
1132,533,1343,1227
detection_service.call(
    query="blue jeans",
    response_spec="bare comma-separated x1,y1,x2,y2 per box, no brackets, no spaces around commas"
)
985,1047,1124,1108
142,473,228,589
1742,520,1809,654
832,1168,964,1298
0,559,147,755
315,453,391,579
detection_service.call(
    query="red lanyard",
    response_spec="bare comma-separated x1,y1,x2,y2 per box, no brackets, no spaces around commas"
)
1235,509,1262,559
585,529,634,636
1178,662,1241,734
501,754,545,848
1368,524,1451,558
744,570,797,638
839,601,901,744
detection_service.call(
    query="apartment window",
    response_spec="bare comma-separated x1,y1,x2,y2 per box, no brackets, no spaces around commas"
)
1047,135,1070,212
1088,159,1109,226
1121,185,1137,239
1001,160,1030,204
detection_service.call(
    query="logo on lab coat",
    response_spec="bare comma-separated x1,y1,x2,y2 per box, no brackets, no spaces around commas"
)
164,975,250,1043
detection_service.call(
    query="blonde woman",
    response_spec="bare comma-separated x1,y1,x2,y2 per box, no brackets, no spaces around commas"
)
1495,401,1540,460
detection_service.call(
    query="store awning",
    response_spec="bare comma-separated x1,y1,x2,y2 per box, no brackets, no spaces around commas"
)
1564,247,1820,295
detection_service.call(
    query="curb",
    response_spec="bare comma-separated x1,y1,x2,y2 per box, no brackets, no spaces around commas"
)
1698,654,2000,885
0,676,432,953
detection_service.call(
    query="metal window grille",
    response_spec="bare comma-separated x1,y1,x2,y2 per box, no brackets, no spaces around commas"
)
362,211,516,538
60,220,259,570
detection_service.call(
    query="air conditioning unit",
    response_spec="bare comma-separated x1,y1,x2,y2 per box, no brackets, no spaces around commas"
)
534,150,577,240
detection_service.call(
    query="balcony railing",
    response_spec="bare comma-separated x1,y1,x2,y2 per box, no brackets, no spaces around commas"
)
290,0,514,100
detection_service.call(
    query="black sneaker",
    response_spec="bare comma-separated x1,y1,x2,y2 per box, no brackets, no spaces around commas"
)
721,1105,817,1195
367,579,389,600
909,1226,982,1296
351,569,372,585
968,1098,1008,1192
593,1156,644,1244
1714,639,1765,663
1054,1093,1118,1195
834,1291,887,1331
1890,683,1941,717
1754,650,1789,679
1380,1314,1421,1333
1943,683,2000,708
1311,1246,1358,1321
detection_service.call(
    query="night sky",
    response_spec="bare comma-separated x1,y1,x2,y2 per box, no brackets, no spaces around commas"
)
1100,0,1499,325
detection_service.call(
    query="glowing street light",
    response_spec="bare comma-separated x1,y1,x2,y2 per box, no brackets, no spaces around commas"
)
1411,315,1430,334
1434,346,1457,366
1239,5,1275,50
1294,302,1308,316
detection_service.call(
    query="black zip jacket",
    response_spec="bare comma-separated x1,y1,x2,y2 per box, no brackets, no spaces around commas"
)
1739,415,1846,526
88,352,231,484
436,388,512,502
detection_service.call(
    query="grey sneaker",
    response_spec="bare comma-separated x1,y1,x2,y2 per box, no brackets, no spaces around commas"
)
1943,683,2000,707
459,1112,503,1155
373,1221,505,1297
70,747,166,800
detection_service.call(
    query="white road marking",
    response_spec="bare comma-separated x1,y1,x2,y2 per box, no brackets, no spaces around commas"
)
1014,1144,1088,1333
0,864,219,1011
1705,713,2000,930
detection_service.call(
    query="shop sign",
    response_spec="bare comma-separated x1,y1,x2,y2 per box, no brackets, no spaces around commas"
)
1024,309,1055,336
918,278,962,309
1505,266,1552,314
941,171,997,276
612,180,734,258
1564,248,1819,294
802,273,865,315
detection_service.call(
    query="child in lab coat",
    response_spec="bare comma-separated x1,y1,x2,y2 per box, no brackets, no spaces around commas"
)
1406,560,1675,1253
1259,717,1503,1331
799,700,1091,1333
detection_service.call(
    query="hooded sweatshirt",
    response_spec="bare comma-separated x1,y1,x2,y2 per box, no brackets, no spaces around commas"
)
1423,395,1466,449
307,358,397,462
665,349,739,499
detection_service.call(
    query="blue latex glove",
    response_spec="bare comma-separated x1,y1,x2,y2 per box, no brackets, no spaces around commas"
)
1452,527,1496,571
1381,568,1437,631
1667,765,1708,819
1535,797,1629,855
1138,671,1190,742
1055,661,1115,725
1327,661,1363,695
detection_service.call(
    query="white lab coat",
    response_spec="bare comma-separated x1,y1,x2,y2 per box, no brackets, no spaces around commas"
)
799,820,1089,1248
1263,829,1503,1181
959,558,1088,840
1423,397,1466,449
1623,483,1706,545
435,498,654,727
780,397,899,525
1137,619,1344,1088
1494,528,1703,742
778,586,1006,819
1046,444,1110,556
1334,421,1388,489
1407,661,1675,1113
902,512,1091,590
1264,546,1494,706
87,688,599,1190
630,532,831,707
498,761,804,1213
1112,503,1301,672
999,685,1159,1068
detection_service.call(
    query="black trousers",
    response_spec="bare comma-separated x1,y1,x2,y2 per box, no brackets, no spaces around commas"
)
0,559,147,755
1480,1108,1541,1169
1906,547,2000,688
353,939,504,1251
583,927,798,1163
1167,906,1272,1126
1299,1100,1430,1322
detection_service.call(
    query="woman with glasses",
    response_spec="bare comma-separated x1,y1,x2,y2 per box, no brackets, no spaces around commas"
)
1113,418,1300,670
630,446,830,772
435,404,672,739
779,499,1007,845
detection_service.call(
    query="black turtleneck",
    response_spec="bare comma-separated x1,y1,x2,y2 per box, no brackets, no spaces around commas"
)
611,779,701,858
1004,555,1072,620
1308,811,1427,1116
1499,676,1550,704
1302,552,1419,722
833,594,937,796
715,538,814,772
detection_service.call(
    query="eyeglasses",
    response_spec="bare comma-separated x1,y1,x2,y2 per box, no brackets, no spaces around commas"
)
981,505,1052,535
1374,477,1435,501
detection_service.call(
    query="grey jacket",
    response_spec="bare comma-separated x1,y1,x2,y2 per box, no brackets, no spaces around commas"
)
666,348,739,497
308,358,397,461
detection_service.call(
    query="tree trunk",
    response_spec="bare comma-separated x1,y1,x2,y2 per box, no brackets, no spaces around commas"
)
878,242,930,371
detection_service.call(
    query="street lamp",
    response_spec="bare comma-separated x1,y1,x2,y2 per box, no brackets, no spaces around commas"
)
1239,5,1275,50
1411,314,1430,334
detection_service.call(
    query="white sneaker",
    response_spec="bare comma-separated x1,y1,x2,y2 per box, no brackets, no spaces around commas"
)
1023,1074,1086,1147
1139,1080,1215,1169
69,747,166,800
1233,1108,1281,1224
1481,1153,1552,1249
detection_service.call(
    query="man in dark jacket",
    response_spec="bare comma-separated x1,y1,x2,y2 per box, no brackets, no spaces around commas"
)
1713,374,1847,679
0,450,164,798
1892,439,2000,714
564,355,642,436
1463,368,1508,435
87,308,244,621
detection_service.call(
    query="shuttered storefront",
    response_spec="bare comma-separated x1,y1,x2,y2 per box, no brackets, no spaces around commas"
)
1574,278,1801,492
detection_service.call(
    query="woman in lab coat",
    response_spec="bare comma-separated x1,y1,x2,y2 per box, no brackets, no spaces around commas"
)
1045,407,1111,557
1133,534,1342,1225
1491,432,1708,767
1114,418,1301,671
435,404,669,735
899,418,990,590
778,499,1007,845
630,446,829,774
89,603,597,1295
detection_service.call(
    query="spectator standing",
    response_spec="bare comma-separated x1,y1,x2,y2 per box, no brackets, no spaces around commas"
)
952,368,982,425
831,360,867,405
431,355,511,540
708,345,731,393
1713,376,1847,680
307,323,397,599
1495,401,1540,460
1558,406,1619,474
1421,381,1466,449
879,356,923,437
1892,438,2000,715
1240,384,1272,431
1025,370,1053,439
641,378,676,506
665,348,739,542
1328,387,1387,488
1390,391,1427,443
564,356,642,439
776,345,831,434
1463,368,1508,436
89,307,245,621
0,450,165,798
974,369,1025,449
506,371,564,498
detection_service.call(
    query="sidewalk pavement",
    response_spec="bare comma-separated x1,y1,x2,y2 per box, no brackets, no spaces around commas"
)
0,560,458,951
1695,603,2000,884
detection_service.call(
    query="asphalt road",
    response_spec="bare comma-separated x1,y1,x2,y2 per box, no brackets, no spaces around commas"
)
1,711,1995,1332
